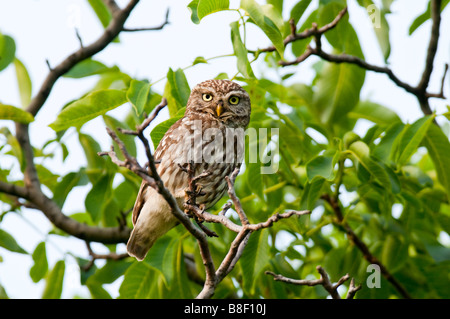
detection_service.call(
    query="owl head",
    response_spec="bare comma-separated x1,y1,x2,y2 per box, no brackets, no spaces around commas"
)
186,79,251,128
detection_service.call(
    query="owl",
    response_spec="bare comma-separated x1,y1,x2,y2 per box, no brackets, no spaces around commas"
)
127,79,251,261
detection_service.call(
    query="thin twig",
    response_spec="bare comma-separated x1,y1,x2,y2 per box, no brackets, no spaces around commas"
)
261,4,445,118
123,9,170,32
82,241,129,271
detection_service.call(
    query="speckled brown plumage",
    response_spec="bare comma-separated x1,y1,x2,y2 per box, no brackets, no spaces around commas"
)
127,80,251,261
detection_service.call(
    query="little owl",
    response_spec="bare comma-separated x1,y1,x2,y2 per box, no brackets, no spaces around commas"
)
127,79,251,261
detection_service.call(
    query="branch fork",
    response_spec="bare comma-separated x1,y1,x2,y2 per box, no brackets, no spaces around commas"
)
266,265,362,299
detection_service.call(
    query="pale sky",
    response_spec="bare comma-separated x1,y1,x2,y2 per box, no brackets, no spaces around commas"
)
0,0,448,298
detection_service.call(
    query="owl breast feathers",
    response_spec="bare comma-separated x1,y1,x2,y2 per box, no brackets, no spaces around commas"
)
127,79,251,261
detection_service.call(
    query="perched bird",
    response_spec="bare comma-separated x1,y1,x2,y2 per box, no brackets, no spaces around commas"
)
127,79,251,261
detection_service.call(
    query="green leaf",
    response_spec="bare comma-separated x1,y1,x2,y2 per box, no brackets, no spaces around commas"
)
300,176,326,210
0,33,15,72
126,79,151,116
230,21,255,79
187,0,201,24
313,62,365,125
87,0,112,28
103,114,137,158
290,0,313,25
85,174,113,222
87,283,112,299
42,260,65,299
356,0,391,60
63,58,109,78
197,0,229,21
392,115,434,166
0,104,34,124
78,133,105,172
381,235,408,273
306,151,339,181
49,89,127,131
150,116,183,150
144,236,179,285
348,101,401,126
240,229,270,294
409,0,450,35
14,58,32,107
292,9,317,57
349,141,392,191
318,1,350,52
164,68,191,117
119,262,159,298
422,124,450,199
0,229,28,254
372,122,404,162
87,259,133,285
52,170,87,208
30,242,48,283
241,0,285,57
193,56,208,65
247,161,263,200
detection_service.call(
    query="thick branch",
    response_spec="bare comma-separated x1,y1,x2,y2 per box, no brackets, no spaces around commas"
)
0,0,169,245
26,0,140,117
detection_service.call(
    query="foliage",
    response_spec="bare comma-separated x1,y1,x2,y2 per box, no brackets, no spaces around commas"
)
0,0,449,299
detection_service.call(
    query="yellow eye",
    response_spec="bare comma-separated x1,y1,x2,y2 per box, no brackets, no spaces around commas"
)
202,93,213,101
229,96,240,105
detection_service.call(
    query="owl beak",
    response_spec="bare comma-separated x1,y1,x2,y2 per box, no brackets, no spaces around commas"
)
216,103,223,117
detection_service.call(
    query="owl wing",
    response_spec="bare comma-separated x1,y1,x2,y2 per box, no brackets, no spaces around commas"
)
131,117,186,226
131,180,148,225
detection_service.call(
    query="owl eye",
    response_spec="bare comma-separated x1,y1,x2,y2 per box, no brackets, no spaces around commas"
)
229,96,240,105
202,93,213,101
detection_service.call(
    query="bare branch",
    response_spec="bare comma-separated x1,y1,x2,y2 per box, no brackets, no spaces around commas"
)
259,7,347,53
426,63,448,98
262,4,445,118
266,265,360,299
225,168,249,225
418,0,442,93
82,241,129,271
27,0,140,117
0,0,162,246
321,193,411,299
347,278,362,299
123,9,170,32
102,0,121,15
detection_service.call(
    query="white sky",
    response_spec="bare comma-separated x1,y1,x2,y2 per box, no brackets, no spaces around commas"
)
0,0,449,298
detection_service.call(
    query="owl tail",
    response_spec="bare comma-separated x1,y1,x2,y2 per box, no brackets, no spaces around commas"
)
126,211,178,261
126,227,157,262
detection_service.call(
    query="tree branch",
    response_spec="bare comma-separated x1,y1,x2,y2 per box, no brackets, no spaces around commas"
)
418,0,442,93
266,265,361,299
82,241,129,271
123,9,170,32
264,5,445,117
321,194,411,299
0,0,172,245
